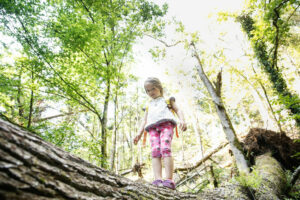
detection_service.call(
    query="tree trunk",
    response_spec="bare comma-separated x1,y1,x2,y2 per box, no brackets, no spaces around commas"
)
237,14,300,127
27,68,34,129
254,153,286,200
0,119,290,200
129,105,134,168
192,116,204,159
250,88,275,129
100,78,110,168
252,66,283,132
17,68,24,121
235,68,281,131
191,43,249,174
209,165,218,188
110,92,118,171
27,89,34,129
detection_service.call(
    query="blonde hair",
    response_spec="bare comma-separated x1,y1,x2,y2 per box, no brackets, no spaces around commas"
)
144,77,164,96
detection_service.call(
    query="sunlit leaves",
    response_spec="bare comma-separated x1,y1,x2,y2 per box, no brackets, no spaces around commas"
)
0,0,167,168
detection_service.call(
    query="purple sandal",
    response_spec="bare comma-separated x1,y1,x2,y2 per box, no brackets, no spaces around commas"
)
152,179,163,187
163,179,176,190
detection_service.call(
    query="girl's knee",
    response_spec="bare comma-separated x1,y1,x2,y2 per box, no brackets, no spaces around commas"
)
152,146,162,158
161,147,172,157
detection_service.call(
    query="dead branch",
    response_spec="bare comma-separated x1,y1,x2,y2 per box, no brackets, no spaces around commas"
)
175,142,228,172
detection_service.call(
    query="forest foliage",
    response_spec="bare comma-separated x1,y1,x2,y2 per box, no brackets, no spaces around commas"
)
0,0,299,196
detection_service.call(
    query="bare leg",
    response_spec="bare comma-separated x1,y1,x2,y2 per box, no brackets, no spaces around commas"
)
163,156,174,180
152,157,162,180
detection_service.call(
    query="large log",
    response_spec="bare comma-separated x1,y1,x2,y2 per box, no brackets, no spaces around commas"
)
0,119,198,199
0,119,285,199
254,153,286,200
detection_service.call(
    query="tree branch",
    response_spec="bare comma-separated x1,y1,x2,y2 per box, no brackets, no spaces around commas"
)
75,0,95,23
33,110,88,122
145,34,183,47
175,142,228,172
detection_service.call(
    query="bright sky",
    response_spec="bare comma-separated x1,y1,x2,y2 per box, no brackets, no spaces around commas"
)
130,0,247,107
131,0,246,84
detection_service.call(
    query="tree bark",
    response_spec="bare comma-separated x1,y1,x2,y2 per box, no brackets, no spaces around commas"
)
110,92,118,171
100,78,110,168
192,116,204,159
237,14,300,127
209,165,218,188
27,67,34,129
254,153,286,200
27,89,34,129
0,119,290,200
17,68,24,120
290,165,300,186
191,43,249,174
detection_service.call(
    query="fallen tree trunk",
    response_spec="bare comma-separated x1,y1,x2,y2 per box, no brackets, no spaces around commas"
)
0,119,287,199
0,119,198,199
254,153,286,200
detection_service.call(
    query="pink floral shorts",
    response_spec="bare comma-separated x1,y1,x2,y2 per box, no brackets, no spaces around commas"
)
148,121,175,158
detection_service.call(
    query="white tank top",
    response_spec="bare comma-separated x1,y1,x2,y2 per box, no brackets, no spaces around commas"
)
145,97,177,131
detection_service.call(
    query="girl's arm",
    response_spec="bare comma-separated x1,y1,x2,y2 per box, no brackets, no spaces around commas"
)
170,98,187,131
134,110,148,145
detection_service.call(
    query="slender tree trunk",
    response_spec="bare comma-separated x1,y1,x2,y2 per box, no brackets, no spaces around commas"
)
129,105,134,167
101,78,111,168
135,87,143,163
240,106,252,130
17,68,24,120
116,129,120,173
122,126,126,170
27,90,34,129
250,88,275,129
191,43,249,174
193,116,204,158
110,92,118,171
209,165,218,188
27,70,34,129
236,69,281,131
252,66,283,132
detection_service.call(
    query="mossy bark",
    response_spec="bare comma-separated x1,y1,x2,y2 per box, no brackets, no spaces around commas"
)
237,14,300,127
0,119,288,200
0,119,254,200
254,153,286,200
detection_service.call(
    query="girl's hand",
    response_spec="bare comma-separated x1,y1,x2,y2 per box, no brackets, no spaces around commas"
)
134,134,142,145
179,120,187,131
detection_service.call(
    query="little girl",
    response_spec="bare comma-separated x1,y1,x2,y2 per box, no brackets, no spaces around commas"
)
134,77,187,190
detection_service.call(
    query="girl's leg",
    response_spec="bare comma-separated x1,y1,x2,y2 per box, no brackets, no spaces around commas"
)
149,128,162,181
163,156,173,180
152,157,162,180
159,122,175,180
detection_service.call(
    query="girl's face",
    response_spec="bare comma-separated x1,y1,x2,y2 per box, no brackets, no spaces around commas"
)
144,82,161,99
